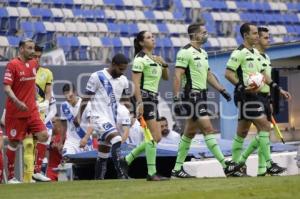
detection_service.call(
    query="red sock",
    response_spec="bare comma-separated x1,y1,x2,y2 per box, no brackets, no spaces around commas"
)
0,151,3,183
6,145,17,180
34,142,47,173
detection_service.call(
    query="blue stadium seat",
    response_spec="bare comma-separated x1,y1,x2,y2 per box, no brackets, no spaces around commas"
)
157,23,169,34
154,38,163,56
30,8,53,20
103,0,124,9
161,37,173,62
107,23,120,34
202,12,214,23
286,25,296,34
173,11,185,22
7,0,19,6
82,9,95,22
287,3,298,11
21,21,35,38
261,2,271,12
127,23,138,36
119,23,129,36
7,36,20,47
69,36,80,60
0,8,8,34
57,36,71,59
144,10,155,21
101,37,112,47
72,9,84,19
94,9,105,22
111,37,122,54
143,0,153,8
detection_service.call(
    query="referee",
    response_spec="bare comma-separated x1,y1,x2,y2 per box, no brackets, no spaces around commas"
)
170,22,240,178
121,30,169,181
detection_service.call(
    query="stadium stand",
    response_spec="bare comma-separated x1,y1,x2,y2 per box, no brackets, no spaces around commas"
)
0,0,299,62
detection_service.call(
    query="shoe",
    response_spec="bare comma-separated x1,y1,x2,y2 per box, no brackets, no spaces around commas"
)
240,163,247,175
257,172,270,177
120,157,129,177
266,162,286,175
32,173,51,182
171,167,195,179
146,173,169,181
8,177,22,184
224,160,247,177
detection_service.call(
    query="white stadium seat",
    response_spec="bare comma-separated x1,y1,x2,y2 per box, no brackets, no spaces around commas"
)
153,10,164,21
43,22,55,32
93,0,104,7
179,37,190,46
220,12,230,21
277,25,287,35
208,38,220,47
226,1,237,10
62,8,74,19
125,10,136,21
17,7,31,18
134,10,145,21
6,7,19,17
148,23,159,34
273,37,284,43
96,22,108,33
73,0,83,7
115,10,126,21
176,24,187,34
75,22,88,33
137,23,150,32
181,0,192,8
191,0,201,9
227,37,238,48
120,37,131,46
51,8,64,19
65,22,78,33
211,12,222,21
171,37,181,47
86,22,98,33
134,0,143,8
0,36,9,47
78,36,90,46
163,11,173,21
229,13,240,21
53,22,66,33
89,37,102,47
166,23,177,34
104,9,116,20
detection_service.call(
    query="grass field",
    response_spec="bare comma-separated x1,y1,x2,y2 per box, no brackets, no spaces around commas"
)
0,175,299,199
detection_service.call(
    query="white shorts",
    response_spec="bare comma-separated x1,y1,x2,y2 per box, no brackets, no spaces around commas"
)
91,117,117,142
62,140,92,157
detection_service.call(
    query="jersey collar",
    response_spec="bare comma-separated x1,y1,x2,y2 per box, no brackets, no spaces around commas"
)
103,68,113,80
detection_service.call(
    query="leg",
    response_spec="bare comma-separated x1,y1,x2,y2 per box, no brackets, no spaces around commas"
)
94,144,110,180
23,135,34,183
0,150,3,183
232,120,252,163
6,140,19,182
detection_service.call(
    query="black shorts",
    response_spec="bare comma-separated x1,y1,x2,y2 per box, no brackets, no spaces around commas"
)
234,91,270,121
182,90,209,121
141,90,159,120
258,93,272,121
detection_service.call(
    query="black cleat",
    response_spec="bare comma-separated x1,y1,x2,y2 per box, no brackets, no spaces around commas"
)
240,163,247,175
146,173,169,181
266,162,286,175
120,157,129,177
224,160,248,177
171,167,195,179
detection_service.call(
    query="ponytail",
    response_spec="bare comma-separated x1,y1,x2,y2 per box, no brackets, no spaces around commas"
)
134,31,146,56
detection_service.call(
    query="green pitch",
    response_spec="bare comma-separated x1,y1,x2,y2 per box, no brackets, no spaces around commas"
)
1,176,299,199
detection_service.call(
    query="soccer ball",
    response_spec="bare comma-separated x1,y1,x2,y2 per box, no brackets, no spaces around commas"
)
246,72,265,90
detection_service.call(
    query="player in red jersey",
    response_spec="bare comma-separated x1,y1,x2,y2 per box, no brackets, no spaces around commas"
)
0,124,3,184
3,39,49,184
46,116,65,181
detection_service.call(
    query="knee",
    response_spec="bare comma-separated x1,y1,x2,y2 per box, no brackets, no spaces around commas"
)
110,135,122,146
237,130,248,138
202,126,214,135
154,134,161,143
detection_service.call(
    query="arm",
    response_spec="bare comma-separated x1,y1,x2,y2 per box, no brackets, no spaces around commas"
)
152,55,169,80
44,102,57,124
44,84,52,102
121,126,130,143
4,85,28,111
162,67,169,80
225,69,239,86
173,68,185,98
132,72,143,103
79,119,94,148
207,71,225,91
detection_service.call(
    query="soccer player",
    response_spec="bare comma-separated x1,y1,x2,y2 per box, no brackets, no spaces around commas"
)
79,53,130,180
121,31,169,181
171,22,239,178
0,124,3,183
24,45,54,182
3,39,48,184
61,84,93,156
230,26,291,176
158,117,180,144
225,23,291,176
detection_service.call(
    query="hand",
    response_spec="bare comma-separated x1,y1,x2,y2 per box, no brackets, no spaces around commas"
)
16,101,28,112
152,55,168,68
220,89,232,102
173,97,188,116
235,83,245,93
136,102,144,119
79,138,88,148
280,89,292,100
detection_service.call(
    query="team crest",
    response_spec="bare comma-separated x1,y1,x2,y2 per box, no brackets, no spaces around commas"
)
32,68,37,75
25,63,29,68
10,129,17,137
248,62,253,68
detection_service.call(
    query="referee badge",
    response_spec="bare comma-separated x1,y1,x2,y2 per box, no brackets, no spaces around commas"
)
248,62,253,68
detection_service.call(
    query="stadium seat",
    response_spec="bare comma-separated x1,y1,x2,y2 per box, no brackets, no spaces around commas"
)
94,9,105,22
107,22,120,35
75,22,88,34
57,36,71,59
21,21,34,38
6,7,19,34
163,11,174,22
161,37,173,62
65,22,78,34
134,10,145,21
0,8,9,34
88,36,102,60
111,37,122,55
115,10,126,21
142,0,153,9
17,7,31,19
120,37,132,58
72,8,84,19
144,10,155,21
92,0,104,8
157,23,169,35
73,0,83,9
166,23,178,35
137,23,150,32
51,8,64,21
104,9,116,22
153,10,165,22
68,36,80,60
226,1,237,10
53,22,66,34
0,36,9,57
96,22,108,35
124,0,135,10
179,37,189,46
34,21,47,41
81,0,94,8
86,22,98,35
77,36,90,60
62,8,74,20
124,10,136,21
82,9,95,22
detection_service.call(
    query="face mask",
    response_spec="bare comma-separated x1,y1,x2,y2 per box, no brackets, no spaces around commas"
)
162,129,169,136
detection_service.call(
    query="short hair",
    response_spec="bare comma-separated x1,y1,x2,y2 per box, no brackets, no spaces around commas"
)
157,116,167,122
187,22,204,39
240,23,255,39
258,27,269,36
112,53,129,65
35,45,44,52
62,83,76,93
19,38,34,48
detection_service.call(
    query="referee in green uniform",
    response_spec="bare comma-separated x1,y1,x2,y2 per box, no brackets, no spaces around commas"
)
121,31,169,181
225,23,291,176
231,26,291,176
170,22,241,178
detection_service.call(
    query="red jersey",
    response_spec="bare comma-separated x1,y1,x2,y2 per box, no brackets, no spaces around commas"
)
3,58,38,118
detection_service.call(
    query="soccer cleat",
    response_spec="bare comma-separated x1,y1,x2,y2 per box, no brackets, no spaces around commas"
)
146,173,169,181
224,160,247,177
32,173,51,182
240,163,247,175
8,177,22,184
266,162,286,175
171,167,195,179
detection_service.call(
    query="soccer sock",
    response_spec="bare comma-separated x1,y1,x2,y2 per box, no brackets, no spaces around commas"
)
145,140,157,176
111,141,125,178
232,135,245,163
205,134,226,168
0,151,3,183
23,137,34,183
94,152,108,180
34,142,47,173
6,145,17,180
258,131,272,168
257,147,267,175
125,141,147,165
173,135,192,171
238,136,259,164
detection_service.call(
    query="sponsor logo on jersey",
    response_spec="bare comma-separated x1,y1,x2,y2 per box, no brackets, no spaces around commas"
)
10,129,17,137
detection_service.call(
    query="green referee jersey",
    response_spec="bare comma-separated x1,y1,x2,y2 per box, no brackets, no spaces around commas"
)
259,52,272,94
175,44,210,91
131,51,162,93
227,44,265,86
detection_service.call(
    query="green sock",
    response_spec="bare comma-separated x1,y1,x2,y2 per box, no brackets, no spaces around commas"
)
238,136,259,164
257,146,267,175
258,131,272,168
125,141,147,165
232,135,245,163
205,134,226,168
174,135,192,171
145,140,157,176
